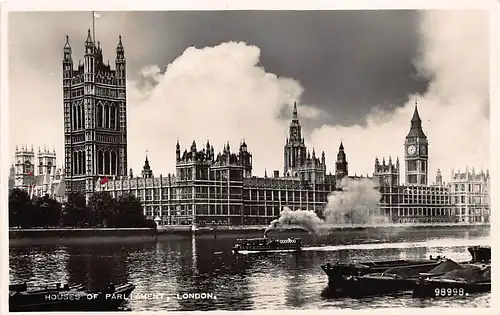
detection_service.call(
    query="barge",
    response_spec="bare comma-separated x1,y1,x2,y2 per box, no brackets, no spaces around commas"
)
9,281,135,312
321,245,490,298
232,237,302,254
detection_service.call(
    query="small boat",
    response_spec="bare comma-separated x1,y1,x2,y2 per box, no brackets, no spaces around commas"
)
9,281,135,312
413,265,491,298
232,237,302,254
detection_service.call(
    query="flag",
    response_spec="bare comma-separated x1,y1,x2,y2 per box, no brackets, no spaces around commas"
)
93,11,100,18
100,176,109,185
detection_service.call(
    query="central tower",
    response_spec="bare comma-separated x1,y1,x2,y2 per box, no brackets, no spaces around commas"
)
284,102,306,177
404,100,428,185
63,30,127,198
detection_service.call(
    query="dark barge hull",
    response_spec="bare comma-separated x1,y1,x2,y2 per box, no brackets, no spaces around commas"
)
322,260,442,298
323,275,416,298
321,259,441,286
413,279,491,298
9,283,135,312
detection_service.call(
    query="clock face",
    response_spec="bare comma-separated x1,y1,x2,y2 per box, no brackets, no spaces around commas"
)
384,177,391,185
420,146,427,155
407,145,416,155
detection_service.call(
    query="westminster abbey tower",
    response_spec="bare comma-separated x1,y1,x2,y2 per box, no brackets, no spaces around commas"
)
63,30,127,198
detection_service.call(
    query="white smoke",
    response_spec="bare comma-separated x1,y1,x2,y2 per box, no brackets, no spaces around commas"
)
264,207,324,236
323,178,386,225
264,178,383,236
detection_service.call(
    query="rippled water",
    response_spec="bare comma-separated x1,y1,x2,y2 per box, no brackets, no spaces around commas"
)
9,227,490,310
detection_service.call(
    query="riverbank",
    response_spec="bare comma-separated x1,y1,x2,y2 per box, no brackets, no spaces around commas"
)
9,222,490,239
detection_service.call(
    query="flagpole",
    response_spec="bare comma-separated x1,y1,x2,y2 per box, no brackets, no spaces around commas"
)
92,11,96,45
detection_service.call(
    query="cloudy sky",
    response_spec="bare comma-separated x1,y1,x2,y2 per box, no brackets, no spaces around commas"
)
8,9,489,182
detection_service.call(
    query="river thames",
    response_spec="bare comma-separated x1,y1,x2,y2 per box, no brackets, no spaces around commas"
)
9,227,490,311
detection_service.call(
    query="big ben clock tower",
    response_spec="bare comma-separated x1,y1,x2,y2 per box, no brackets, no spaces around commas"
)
404,100,428,185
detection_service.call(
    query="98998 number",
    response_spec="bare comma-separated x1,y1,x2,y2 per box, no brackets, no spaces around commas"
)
434,288,466,297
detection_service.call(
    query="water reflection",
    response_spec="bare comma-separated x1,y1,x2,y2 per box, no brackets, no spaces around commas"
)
9,228,490,310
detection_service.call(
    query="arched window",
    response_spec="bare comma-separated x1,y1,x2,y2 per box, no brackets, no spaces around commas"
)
81,151,86,175
73,151,78,175
79,104,84,129
73,105,77,129
111,151,117,175
104,151,110,174
110,105,116,130
104,105,110,129
97,150,104,174
97,104,103,127
77,151,82,174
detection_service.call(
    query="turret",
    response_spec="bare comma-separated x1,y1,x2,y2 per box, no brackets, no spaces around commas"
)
84,29,94,54
436,169,443,186
115,35,126,88
191,141,197,160
63,35,72,62
176,140,181,162
141,154,153,179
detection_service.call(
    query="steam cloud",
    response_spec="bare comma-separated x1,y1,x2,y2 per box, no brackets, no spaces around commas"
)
264,178,383,236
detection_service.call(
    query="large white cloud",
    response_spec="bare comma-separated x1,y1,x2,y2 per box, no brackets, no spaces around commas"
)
127,41,303,177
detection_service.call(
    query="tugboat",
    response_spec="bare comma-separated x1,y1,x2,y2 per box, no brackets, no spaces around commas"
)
232,237,302,254
9,281,135,312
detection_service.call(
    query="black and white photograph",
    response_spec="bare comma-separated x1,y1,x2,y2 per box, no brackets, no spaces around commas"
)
4,3,493,313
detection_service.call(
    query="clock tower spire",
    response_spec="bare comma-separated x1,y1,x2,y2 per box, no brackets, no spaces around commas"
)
404,99,428,185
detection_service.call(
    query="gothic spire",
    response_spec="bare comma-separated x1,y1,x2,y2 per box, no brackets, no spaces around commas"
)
406,98,427,139
292,102,298,120
339,141,344,150
63,35,71,51
411,98,422,125
85,29,93,45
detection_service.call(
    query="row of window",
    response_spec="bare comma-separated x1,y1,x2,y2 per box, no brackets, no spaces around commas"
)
452,183,487,193
177,168,245,181
96,150,120,176
381,207,451,217
96,103,118,129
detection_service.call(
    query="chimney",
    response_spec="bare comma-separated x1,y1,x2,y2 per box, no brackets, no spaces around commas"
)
274,170,279,178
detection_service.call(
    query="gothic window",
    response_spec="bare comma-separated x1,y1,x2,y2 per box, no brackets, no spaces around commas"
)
97,150,104,174
97,103,103,127
73,105,77,129
104,151,111,174
82,152,86,175
79,104,84,129
104,105,110,128
73,151,78,175
111,151,117,175
78,151,82,174
110,105,116,130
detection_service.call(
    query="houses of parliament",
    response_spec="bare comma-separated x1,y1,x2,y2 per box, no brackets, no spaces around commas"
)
10,32,490,225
